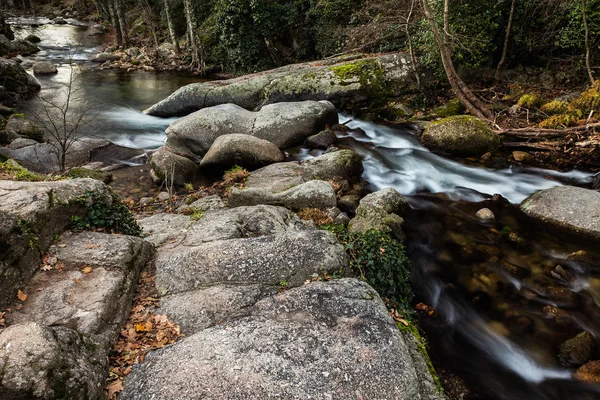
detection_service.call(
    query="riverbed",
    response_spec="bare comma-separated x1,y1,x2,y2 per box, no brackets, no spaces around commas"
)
9,16,600,400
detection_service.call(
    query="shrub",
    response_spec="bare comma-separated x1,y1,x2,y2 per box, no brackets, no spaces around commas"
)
320,224,413,312
71,191,142,236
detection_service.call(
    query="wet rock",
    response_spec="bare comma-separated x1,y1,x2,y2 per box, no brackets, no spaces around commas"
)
12,39,39,56
90,52,120,62
243,149,363,193
543,287,578,307
499,260,530,279
513,151,533,163
349,188,408,241
305,129,337,149
165,101,338,158
558,331,598,367
0,58,40,103
542,305,577,329
520,186,600,240
144,53,416,117
475,207,495,224
575,360,600,384
228,180,337,210
5,114,42,142
338,194,362,214
53,16,67,24
7,137,37,149
149,147,201,187
419,115,499,157
200,134,284,170
32,61,58,75
121,279,443,400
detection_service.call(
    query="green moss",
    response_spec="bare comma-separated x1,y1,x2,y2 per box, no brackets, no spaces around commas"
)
330,59,389,96
539,82,600,128
68,168,112,183
517,94,543,108
540,100,568,115
189,209,205,221
17,219,38,250
0,159,47,181
397,321,444,394
434,98,465,117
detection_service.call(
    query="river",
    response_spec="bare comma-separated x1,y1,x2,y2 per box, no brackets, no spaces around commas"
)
9,16,600,400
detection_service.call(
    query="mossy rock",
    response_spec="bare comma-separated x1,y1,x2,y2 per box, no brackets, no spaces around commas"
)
433,98,464,118
24,34,41,43
420,115,499,157
68,168,113,184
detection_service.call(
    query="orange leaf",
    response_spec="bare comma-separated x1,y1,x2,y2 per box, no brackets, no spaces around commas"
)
84,244,100,249
106,380,123,398
17,290,27,302
135,323,147,332
81,266,93,274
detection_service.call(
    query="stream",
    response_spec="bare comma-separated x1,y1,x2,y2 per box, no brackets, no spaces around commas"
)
9,17,600,400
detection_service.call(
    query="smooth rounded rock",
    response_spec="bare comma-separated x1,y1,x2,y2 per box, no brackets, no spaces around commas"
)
420,115,499,157
32,61,58,75
149,147,201,187
475,208,496,224
200,134,284,169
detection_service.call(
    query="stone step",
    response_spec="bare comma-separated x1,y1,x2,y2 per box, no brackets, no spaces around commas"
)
0,231,154,399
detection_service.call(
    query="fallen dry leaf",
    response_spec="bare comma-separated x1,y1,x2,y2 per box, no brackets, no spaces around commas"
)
106,380,123,398
41,265,53,271
17,290,27,302
84,244,100,249
81,266,93,274
57,244,67,248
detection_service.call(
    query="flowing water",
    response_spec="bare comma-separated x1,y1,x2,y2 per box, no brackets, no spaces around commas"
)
9,16,600,400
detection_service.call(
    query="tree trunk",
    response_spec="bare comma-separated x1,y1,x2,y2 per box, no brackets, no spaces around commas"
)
114,0,128,46
582,0,595,86
420,0,494,121
183,0,202,71
163,0,180,53
108,1,123,45
495,0,516,80
404,0,421,89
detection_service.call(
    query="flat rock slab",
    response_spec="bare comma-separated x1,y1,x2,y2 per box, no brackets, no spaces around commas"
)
156,230,346,295
0,179,110,308
122,279,442,400
228,180,337,210
9,232,154,339
520,186,600,239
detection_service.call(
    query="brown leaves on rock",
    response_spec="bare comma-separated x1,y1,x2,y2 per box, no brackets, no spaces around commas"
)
105,270,183,399
0,312,5,327
297,208,333,226
16,290,27,302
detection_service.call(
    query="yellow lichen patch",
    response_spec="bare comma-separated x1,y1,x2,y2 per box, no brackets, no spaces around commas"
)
539,81,600,128
540,100,568,115
517,93,543,108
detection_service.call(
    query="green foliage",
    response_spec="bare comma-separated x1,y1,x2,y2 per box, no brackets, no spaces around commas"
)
434,98,465,117
0,159,47,181
189,209,205,221
539,81,600,128
540,100,569,115
320,224,413,312
184,182,194,193
517,93,543,108
71,191,142,236
17,219,38,250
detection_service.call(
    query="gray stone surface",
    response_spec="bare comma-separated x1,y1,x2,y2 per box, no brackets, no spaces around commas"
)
138,212,193,247
9,231,154,339
244,149,364,193
149,146,201,187
520,186,600,239
349,188,408,241
122,279,443,400
7,137,37,149
0,179,110,308
32,61,58,75
0,322,107,400
144,53,416,117
0,59,40,102
228,180,337,210
306,129,337,149
176,194,226,214
200,133,284,169
165,101,338,159
90,52,120,62
155,229,345,295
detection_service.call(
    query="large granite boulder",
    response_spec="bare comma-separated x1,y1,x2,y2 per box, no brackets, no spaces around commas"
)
520,186,600,239
200,134,284,170
121,279,443,400
32,61,58,75
165,101,338,159
144,53,416,117
419,115,499,157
